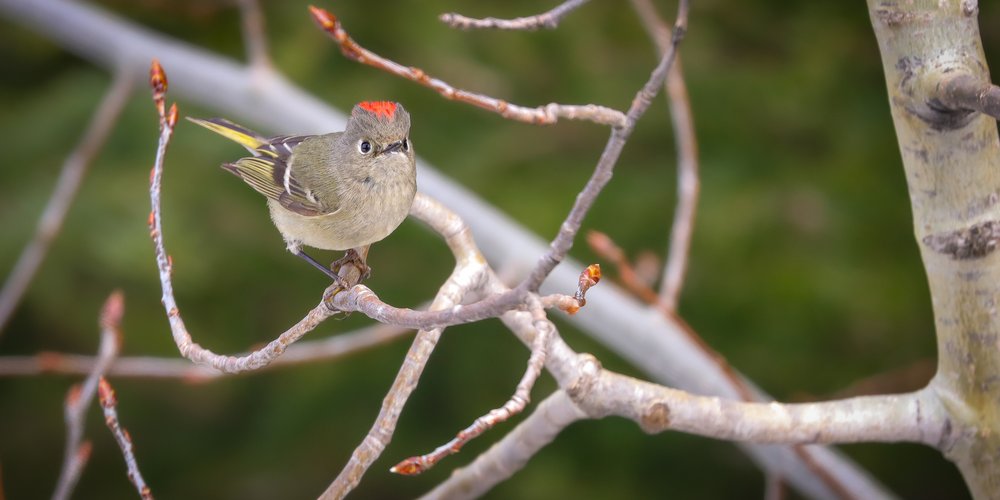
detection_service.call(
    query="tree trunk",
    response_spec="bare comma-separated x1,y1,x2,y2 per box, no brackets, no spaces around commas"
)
867,0,1000,497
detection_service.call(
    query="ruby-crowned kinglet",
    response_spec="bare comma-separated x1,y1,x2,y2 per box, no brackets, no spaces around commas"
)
188,101,416,284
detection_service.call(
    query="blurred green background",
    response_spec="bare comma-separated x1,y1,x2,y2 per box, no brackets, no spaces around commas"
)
0,0,991,498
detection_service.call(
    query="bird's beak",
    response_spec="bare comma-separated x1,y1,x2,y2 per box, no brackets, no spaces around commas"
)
381,140,404,155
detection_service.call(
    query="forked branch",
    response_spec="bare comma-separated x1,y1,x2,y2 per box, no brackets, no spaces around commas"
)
52,291,123,500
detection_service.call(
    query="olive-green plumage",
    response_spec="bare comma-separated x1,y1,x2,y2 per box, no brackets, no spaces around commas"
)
188,102,416,277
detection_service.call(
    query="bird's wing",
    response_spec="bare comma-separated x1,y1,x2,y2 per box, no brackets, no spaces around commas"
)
188,117,331,216
222,156,329,217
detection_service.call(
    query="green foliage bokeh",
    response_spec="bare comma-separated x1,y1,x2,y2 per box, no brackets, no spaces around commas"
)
1,0,991,498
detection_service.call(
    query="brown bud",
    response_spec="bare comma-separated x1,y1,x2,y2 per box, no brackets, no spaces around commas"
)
308,5,337,32
98,377,117,408
149,59,167,96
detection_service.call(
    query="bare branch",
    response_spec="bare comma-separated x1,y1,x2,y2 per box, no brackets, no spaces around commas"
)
440,0,589,31
935,72,1000,121
566,360,946,447
391,303,553,476
307,5,625,127
0,323,411,380
518,0,690,293
0,72,132,335
146,60,341,374
421,391,586,500
320,194,491,498
765,473,787,500
52,291,123,500
628,0,700,310
97,378,153,499
237,0,271,70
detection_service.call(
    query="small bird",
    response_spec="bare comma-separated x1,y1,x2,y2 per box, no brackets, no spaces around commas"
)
188,101,417,286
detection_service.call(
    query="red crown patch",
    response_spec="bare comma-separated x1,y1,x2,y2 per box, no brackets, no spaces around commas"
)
358,101,398,119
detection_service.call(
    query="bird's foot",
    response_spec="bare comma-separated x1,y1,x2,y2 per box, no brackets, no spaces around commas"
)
330,248,371,284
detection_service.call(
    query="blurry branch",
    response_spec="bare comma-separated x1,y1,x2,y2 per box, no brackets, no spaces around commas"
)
98,378,153,499
765,473,787,500
390,297,554,476
0,323,411,381
587,231,661,305
237,0,272,71
423,390,586,500
308,6,626,128
934,72,1000,121
628,0,699,311
52,291,123,500
439,0,589,31
0,72,133,336
0,0,900,497
589,229,857,497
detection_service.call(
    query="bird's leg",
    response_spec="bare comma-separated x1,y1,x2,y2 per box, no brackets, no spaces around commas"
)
331,246,371,283
295,250,351,289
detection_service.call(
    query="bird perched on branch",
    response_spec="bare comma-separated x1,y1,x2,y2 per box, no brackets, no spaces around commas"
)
188,101,416,286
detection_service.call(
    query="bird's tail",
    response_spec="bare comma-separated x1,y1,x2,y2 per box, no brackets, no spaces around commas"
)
186,117,267,155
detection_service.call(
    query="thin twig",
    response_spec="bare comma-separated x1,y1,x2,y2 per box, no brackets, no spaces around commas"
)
97,378,153,499
519,0,690,293
52,291,124,500
440,0,589,31
0,323,412,381
391,300,553,476
307,5,626,127
421,391,586,500
147,60,340,373
628,0,700,311
0,72,132,336
237,0,271,70
320,194,490,498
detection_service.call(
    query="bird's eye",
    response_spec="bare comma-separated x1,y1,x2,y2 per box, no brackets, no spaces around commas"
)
402,139,409,151
358,140,372,154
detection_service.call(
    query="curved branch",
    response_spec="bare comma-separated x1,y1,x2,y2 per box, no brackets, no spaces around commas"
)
628,0,700,310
